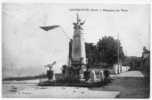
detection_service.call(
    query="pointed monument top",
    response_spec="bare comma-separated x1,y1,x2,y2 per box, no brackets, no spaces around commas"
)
73,13,85,30
76,13,81,24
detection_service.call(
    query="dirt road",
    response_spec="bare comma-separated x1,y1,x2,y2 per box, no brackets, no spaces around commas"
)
91,71,149,98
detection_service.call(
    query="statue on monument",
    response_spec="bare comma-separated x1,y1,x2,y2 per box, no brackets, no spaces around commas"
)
73,14,85,30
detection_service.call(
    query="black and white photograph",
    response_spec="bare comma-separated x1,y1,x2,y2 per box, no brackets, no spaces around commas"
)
2,3,150,98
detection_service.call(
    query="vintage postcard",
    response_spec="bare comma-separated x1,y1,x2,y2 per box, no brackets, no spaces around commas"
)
2,3,150,98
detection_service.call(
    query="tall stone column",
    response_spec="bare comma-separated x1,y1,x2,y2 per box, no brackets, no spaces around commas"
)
70,14,87,81
71,14,86,66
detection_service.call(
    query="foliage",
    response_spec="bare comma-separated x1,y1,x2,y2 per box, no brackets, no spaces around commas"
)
141,46,150,76
96,36,124,65
122,46,150,71
122,56,142,70
85,36,125,67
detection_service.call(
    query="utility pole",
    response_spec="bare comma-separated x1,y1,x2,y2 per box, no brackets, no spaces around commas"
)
117,33,119,64
117,33,120,73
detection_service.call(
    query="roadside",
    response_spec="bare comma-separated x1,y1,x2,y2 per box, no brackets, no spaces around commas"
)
90,71,149,98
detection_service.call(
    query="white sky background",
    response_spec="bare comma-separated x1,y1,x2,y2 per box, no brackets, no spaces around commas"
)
2,3,150,77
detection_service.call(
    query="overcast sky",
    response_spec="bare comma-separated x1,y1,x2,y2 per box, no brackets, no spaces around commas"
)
2,3,150,77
